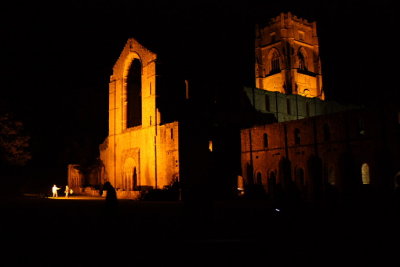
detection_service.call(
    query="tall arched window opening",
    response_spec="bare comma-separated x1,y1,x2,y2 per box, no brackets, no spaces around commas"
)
270,49,280,74
127,59,142,128
298,48,307,72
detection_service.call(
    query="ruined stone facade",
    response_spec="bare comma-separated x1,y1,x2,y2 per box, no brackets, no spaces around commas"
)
255,12,324,99
242,13,400,201
67,164,82,191
241,108,400,200
99,39,180,198
68,12,399,202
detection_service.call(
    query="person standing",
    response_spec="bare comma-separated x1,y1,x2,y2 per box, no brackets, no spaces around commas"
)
52,184,60,198
65,185,70,198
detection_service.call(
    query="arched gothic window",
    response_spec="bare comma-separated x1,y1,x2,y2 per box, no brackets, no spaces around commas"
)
269,49,281,74
127,59,142,128
298,48,308,72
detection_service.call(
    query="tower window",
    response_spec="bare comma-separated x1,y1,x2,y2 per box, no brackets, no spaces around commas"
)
270,49,280,74
298,49,307,72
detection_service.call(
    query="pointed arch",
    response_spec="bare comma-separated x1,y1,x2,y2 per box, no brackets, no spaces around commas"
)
267,48,281,75
123,157,139,190
298,47,308,72
126,58,143,128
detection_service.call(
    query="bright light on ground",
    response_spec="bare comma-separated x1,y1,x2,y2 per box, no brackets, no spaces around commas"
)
48,196,105,200
23,193,105,200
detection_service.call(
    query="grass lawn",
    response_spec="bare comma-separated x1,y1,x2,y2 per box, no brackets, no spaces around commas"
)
0,194,398,266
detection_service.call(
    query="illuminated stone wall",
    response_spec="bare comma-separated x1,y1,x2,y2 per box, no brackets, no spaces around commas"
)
241,108,399,201
100,39,179,198
241,12,400,201
67,164,83,193
255,12,324,100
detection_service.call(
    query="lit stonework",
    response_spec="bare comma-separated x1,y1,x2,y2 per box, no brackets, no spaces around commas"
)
240,107,400,201
100,38,179,198
255,12,324,100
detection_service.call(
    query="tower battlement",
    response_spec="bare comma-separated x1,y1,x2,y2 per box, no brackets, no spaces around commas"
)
255,12,324,100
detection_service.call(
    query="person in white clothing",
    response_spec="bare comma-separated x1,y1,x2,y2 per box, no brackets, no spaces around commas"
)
52,184,60,197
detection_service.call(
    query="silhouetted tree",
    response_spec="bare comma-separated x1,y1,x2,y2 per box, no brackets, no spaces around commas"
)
0,113,31,166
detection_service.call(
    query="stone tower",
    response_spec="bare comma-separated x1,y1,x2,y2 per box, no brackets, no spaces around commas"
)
100,38,180,198
255,12,324,100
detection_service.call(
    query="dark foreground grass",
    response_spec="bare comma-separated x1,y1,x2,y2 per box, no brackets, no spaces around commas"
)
0,195,399,266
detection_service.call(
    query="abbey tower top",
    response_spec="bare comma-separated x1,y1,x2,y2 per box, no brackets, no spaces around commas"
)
255,12,324,100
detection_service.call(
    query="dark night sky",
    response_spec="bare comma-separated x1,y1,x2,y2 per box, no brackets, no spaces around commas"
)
0,0,398,182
